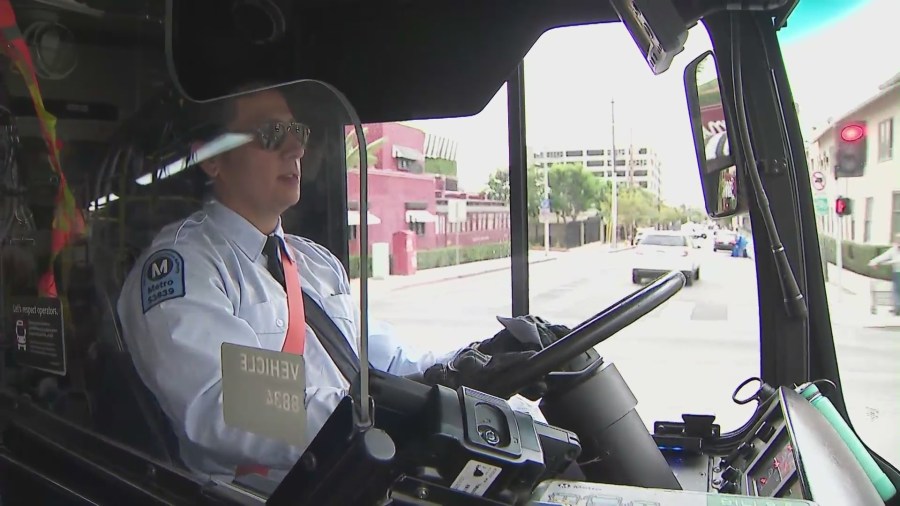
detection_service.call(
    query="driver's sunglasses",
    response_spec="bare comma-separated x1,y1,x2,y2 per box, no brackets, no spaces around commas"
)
240,120,311,151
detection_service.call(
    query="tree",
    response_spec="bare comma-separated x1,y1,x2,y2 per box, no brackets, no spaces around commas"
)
617,185,659,235
345,127,385,169
485,166,543,218
547,163,604,223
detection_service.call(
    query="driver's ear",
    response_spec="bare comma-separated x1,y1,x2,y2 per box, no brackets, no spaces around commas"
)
194,141,220,179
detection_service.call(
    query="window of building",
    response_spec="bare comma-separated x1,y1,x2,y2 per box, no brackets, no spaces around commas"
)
586,160,603,167
408,221,426,236
616,171,626,177
615,159,626,166
893,192,900,238
864,197,874,243
586,149,604,156
639,181,648,188
634,169,648,177
565,150,583,157
547,151,563,158
878,118,894,161
638,147,648,154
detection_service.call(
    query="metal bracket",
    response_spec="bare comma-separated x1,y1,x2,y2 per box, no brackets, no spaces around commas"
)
756,158,787,176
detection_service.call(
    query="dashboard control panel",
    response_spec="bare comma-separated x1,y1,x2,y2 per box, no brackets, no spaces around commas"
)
530,480,818,505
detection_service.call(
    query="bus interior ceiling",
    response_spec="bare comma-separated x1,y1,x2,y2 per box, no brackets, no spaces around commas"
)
9,0,804,221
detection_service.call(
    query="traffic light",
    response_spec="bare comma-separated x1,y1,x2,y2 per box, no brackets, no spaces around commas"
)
835,196,852,216
833,120,867,178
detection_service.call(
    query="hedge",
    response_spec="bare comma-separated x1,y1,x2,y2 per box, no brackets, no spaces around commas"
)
348,242,512,279
820,236,892,281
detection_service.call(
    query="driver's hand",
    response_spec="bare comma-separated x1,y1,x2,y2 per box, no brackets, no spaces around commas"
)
476,315,572,355
422,347,548,401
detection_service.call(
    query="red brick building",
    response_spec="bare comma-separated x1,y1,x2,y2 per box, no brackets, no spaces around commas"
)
347,122,510,255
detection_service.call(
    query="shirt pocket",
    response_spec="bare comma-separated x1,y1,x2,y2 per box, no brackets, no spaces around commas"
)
239,302,287,348
318,293,358,344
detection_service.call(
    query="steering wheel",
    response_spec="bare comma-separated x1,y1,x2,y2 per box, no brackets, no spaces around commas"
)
489,270,686,397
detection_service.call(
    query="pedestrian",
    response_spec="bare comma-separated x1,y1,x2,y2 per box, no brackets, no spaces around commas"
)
868,234,900,315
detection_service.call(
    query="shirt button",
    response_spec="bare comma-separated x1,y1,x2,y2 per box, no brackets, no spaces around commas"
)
276,319,285,327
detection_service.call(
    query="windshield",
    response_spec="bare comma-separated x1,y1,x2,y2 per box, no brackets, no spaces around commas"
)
640,235,688,247
370,22,764,444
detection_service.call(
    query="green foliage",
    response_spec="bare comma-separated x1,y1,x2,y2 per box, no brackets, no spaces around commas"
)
417,242,511,270
616,185,660,228
485,165,704,229
424,158,458,177
484,167,544,218
547,163,606,222
821,237,892,281
346,127,385,169
347,242,512,278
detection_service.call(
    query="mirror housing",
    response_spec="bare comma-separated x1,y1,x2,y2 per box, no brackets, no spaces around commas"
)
684,51,747,218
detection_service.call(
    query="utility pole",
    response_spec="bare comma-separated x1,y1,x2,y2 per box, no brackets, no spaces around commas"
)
611,99,618,249
543,164,550,256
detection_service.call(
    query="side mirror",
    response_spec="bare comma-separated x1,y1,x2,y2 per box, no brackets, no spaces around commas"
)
684,51,747,218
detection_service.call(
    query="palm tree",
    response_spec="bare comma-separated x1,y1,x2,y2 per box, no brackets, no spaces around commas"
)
345,127,385,169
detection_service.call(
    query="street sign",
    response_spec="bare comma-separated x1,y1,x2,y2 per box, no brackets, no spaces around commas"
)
811,171,826,193
539,198,551,223
813,195,829,216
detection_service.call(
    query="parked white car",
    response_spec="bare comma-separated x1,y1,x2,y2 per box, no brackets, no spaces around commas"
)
631,231,702,286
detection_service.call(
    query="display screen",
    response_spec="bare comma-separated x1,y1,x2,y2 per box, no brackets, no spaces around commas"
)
751,439,798,497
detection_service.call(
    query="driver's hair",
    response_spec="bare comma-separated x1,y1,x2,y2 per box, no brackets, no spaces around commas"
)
179,80,281,147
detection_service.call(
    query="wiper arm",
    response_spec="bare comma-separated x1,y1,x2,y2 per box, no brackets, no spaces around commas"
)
730,14,807,321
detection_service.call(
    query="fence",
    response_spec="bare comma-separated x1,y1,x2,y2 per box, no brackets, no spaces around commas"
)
528,218,606,249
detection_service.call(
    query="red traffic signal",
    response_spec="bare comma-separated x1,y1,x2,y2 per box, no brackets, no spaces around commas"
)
840,124,865,142
835,197,852,216
834,120,867,178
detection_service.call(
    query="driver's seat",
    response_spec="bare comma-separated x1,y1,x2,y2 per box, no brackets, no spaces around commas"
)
87,172,209,467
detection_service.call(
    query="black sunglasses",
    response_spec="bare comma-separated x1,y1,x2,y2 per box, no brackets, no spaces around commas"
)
242,120,311,151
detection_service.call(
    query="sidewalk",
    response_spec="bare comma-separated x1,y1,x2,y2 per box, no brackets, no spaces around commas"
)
350,241,634,294
825,263,898,328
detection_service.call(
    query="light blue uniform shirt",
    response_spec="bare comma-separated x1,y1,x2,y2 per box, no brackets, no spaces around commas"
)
116,200,455,481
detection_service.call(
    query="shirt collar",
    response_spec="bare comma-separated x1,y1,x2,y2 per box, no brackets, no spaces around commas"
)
204,199,295,263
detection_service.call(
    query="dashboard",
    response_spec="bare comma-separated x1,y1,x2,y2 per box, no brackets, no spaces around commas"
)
532,386,889,506
697,387,884,505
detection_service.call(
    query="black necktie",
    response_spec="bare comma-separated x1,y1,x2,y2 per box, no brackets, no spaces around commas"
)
263,235,286,291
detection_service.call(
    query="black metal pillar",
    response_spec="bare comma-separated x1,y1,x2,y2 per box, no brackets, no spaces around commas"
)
507,62,529,317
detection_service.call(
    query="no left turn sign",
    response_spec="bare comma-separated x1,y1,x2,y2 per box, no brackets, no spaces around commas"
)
812,171,826,192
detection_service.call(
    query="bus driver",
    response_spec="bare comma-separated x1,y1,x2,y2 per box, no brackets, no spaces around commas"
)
115,83,548,483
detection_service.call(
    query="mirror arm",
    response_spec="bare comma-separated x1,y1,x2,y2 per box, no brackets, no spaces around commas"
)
729,14,807,322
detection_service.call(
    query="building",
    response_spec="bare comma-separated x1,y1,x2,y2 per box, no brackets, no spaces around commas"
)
806,71,899,245
532,145,663,200
347,122,510,256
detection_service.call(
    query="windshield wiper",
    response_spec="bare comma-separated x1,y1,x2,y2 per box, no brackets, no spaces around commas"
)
730,14,807,321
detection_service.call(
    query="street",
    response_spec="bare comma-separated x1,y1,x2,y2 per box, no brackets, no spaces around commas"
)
362,241,900,466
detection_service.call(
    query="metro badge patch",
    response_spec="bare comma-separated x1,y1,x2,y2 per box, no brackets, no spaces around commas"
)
141,249,186,313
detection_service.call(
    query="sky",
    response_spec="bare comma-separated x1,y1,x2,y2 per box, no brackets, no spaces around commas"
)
405,0,899,209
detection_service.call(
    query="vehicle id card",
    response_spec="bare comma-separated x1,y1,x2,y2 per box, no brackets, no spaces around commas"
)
221,343,307,446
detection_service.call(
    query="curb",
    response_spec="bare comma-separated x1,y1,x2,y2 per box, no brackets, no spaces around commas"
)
609,246,636,253
392,257,559,291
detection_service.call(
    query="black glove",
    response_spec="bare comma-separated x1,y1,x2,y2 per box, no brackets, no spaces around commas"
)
476,315,572,355
423,347,547,401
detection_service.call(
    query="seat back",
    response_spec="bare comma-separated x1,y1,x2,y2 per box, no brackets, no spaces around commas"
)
91,342,182,465
87,169,208,467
